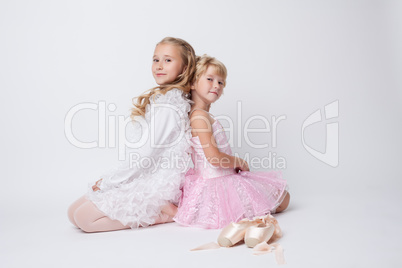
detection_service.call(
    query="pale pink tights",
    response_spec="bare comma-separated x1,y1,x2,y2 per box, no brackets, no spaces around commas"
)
67,196,176,233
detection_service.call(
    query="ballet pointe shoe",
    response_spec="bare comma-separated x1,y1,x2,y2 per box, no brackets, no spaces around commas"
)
217,219,260,247
244,222,275,248
244,214,282,248
264,214,282,242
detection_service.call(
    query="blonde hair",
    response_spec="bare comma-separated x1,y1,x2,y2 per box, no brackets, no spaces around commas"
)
193,54,227,87
131,37,196,119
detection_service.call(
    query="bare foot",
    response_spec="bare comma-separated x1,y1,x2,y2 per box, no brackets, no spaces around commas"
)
161,202,178,217
153,213,175,225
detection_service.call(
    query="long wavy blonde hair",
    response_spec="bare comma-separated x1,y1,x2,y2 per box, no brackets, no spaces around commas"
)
130,37,196,119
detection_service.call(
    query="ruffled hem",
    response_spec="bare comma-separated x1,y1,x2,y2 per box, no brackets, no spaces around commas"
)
174,170,288,229
87,170,184,228
239,171,289,215
87,88,192,228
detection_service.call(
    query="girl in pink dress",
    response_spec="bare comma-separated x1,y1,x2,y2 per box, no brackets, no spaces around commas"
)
174,55,290,229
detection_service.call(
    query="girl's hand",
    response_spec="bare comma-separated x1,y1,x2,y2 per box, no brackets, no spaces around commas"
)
236,159,249,172
241,161,250,172
92,179,103,192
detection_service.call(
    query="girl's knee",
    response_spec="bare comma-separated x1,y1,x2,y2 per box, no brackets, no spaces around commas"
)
73,211,92,232
73,203,95,232
67,205,78,227
276,192,290,213
67,196,87,228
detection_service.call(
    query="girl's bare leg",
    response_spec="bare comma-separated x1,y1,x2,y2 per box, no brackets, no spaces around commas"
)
275,192,290,213
67,196,88,228
73,200,130,233
72,199,176,232
68,192,178,232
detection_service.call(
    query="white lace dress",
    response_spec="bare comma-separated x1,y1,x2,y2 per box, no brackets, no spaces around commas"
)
86,88,192,228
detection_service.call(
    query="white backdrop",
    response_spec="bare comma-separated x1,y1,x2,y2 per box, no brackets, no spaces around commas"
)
1,1,401,267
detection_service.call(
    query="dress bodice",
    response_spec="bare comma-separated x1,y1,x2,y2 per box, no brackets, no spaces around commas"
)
190,119,237,179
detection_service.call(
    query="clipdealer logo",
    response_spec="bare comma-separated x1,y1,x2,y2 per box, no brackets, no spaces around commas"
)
64,100,339,168
301,100,339,167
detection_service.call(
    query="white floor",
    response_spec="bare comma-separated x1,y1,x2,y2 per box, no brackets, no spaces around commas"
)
1,183,401,268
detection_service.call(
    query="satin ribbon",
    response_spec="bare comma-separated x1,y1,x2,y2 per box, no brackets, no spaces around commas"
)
254,242,286,265
191,241,286,265
190,242,221,251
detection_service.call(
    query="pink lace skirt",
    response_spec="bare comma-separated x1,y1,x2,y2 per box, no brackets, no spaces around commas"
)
174,169,288,229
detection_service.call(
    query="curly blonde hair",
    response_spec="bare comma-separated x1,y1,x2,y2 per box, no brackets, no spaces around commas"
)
130,37,196,119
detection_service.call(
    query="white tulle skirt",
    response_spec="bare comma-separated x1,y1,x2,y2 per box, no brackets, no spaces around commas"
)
87,167,185,228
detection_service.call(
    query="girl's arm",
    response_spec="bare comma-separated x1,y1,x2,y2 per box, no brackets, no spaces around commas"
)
191,110,249,171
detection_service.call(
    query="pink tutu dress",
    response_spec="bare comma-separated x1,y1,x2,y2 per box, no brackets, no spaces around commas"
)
174,115,288,229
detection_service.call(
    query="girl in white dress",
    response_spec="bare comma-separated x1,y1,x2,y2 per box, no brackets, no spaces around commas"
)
68,37,196,232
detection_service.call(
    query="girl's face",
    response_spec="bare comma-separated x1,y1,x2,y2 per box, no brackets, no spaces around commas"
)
191,66,225,105
152,43,185,85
